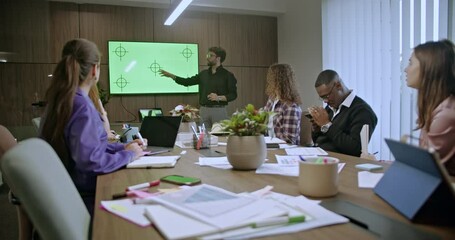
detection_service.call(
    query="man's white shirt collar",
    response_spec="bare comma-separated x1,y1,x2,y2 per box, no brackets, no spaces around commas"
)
329,90,356,118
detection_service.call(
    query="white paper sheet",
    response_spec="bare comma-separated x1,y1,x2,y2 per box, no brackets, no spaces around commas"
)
256,163,346,177
197,157,233,169
100,199,151,227
265,137,287,144
285,147,329,156
358,171,384,188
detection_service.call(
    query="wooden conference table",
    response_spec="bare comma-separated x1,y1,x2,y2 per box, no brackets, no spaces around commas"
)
92,143,455,239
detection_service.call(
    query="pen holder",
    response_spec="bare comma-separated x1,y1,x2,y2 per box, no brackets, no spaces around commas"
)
298,156,339,197
193,132,210,150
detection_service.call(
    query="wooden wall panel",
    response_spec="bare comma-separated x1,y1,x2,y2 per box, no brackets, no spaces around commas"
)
153,9,220,64
0,64,54,126
0,0,51,63
226,67,269,115
49,2,80,62
219,14,277,67
79,4,155,65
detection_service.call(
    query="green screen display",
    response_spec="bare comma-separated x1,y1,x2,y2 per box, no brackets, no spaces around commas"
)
108,41,199,94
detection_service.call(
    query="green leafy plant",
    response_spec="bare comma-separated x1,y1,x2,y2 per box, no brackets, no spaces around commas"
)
221,104,272,136
98,83,109,106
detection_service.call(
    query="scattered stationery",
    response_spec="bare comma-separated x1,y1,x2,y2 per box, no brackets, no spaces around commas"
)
100,199,151,227
255,163,299,177
265,137,287,144
126,179,160,191
358,171,383,188
257,155,346,177
141,184,348,240
126,155,180,168
355,163,383,171
256,162,346,177
285,147,328,156
197,156,233,169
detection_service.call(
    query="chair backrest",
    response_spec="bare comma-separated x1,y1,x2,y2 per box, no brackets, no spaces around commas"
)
0,138,90,240
300,111,314,146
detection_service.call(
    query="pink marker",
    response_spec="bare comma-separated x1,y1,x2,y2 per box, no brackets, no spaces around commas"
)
126,179,160,191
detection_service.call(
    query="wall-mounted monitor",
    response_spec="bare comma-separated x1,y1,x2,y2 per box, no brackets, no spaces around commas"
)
108,41,199,94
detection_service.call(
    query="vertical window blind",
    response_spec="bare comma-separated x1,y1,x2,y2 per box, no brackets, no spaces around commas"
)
322,0,449,160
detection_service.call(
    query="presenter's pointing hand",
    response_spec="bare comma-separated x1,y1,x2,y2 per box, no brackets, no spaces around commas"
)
159,69,175,79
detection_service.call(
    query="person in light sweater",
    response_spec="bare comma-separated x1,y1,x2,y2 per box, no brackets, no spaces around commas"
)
405,39,455,175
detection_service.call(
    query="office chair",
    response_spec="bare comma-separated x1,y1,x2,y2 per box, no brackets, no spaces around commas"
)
0,125,34,240
299,111,314,147
1,138,91,240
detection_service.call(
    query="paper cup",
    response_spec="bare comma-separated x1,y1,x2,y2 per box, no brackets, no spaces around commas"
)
298,156,339,197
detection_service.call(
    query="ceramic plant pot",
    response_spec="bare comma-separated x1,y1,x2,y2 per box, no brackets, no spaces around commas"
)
226,135,266,170
178,121,197,133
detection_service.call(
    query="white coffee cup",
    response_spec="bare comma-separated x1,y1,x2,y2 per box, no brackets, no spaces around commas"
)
298,156,339,197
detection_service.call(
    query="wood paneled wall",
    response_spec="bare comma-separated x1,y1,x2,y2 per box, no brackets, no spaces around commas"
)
0,0,277,127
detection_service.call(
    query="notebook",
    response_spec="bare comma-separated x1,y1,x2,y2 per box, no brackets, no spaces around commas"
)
139,116,182,153
127,155,181,168
374,138,455,223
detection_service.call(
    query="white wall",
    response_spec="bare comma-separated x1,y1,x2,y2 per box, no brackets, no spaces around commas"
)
277,0,322,109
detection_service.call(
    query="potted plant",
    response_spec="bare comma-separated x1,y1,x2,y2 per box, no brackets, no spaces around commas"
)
221,104,272,170
170,104,200,132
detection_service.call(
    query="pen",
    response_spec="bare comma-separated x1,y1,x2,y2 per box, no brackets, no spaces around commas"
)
251,215,305,228
126,179,160,191
136,131,145,145
190,125,198,136
298,155,306,161
112,191,135,200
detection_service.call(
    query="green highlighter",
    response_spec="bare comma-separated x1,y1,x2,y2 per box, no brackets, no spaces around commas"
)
251,215,306,228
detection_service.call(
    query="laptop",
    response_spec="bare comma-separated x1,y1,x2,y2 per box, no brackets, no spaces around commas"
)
374,138,455,224
138,108,163,122
139,116,182,153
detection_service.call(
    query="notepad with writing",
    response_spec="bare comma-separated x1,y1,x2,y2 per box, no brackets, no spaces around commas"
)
126,155,180,168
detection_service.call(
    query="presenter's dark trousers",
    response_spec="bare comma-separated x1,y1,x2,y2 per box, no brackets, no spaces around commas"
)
200,106,228,130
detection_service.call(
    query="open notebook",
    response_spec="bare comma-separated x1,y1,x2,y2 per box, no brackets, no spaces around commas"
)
127,155,180,168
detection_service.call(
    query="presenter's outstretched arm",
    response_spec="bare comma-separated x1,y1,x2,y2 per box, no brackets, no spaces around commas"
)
159,69,176,80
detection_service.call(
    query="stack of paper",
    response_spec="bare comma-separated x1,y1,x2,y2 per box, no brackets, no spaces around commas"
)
285,147,328,156
142,184,348,239
256,155,346,177
126,155,180,168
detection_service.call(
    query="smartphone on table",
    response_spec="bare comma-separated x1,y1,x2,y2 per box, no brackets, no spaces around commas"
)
160,175,201,186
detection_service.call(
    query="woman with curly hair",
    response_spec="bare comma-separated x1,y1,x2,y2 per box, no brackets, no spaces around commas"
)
263,63,302,145
405,39,455,175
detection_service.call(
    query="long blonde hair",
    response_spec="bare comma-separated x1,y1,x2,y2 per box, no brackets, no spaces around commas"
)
41,39,100,166
265,63,302,105
414,39,455,131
